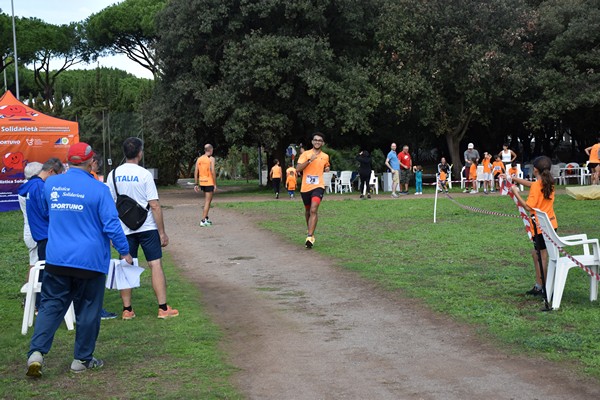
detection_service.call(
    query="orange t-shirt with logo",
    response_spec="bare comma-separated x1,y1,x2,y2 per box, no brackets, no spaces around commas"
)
298,149,330,192
286,174,297,191
482,159,492,173
469,164,477,180
196,155,215,186
526,180,557,229
439,171,447,181
492,161,505,175
508,167,518,177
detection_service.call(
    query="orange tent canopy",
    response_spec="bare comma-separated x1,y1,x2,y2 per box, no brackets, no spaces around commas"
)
0,90,79,211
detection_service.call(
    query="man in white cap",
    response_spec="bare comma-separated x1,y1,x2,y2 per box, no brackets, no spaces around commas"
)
463,143,480,193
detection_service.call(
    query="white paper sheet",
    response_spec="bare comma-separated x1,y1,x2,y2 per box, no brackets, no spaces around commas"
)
105,258,145,290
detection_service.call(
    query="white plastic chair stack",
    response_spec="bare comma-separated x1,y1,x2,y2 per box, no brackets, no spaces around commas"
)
21,260,75,335
336,171,353,193
322,171,334,193
534,209,600,310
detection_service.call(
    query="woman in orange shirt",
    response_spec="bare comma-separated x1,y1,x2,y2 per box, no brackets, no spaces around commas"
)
510,156,557,297
269,159,283,199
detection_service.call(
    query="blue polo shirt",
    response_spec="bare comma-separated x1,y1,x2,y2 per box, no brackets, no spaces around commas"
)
387,150,400,170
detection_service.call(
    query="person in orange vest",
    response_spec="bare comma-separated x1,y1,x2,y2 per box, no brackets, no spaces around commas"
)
269,159,283,199
194,144,217,227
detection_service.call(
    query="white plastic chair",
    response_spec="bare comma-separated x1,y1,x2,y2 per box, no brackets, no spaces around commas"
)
534,209,600,310
550,164,562,183
561,162,581,185
336,171,353,193
507,163,524,190
460,166,468,189
322,171,334,193
581,162,592,185
21,261,75,335
365,170,379,195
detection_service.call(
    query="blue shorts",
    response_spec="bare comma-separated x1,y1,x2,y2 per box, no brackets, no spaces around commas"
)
127,230,162,262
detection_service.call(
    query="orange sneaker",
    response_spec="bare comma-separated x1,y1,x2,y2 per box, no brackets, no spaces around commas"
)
157,305,179,319
122,309,136,320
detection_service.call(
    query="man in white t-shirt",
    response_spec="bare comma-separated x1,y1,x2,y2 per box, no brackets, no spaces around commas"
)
106,137,179,320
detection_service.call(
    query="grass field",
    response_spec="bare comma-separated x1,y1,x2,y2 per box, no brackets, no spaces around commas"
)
0,211,240,400
2,183,599,397
224,189,600,377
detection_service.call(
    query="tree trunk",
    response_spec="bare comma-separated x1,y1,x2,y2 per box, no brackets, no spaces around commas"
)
445,111,474,179
445,134,462,179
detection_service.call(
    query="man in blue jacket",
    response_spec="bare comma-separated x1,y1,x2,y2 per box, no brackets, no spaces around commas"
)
26,142,132,378
18,158,64,309
19,158,64,260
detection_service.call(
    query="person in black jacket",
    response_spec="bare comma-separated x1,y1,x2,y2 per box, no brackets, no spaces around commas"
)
356,150,372,198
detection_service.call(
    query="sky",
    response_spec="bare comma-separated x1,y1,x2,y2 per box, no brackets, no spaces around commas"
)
6,0,153,79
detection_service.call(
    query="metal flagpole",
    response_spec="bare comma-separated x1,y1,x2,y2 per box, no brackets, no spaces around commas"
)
11,0,20,99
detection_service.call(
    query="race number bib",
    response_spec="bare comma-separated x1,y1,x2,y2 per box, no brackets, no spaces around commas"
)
305,175,319,185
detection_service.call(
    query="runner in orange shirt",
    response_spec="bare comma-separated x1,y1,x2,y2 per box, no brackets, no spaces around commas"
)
296,132,330,248
194,144,217,227
510,156,557,297
269,159,283,199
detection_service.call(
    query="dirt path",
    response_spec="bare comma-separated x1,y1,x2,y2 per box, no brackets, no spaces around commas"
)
160,189,599,399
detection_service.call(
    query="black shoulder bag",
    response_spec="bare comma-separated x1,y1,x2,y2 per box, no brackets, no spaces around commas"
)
112,167,149,230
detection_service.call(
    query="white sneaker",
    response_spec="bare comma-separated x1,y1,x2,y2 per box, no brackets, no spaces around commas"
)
26,351,44,378
463,189,469,193
200,219,210,227
470,190,477,194
391,193,399,198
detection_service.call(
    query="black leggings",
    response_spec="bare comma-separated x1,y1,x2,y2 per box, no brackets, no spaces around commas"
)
272,178,281,193
359,173,370,194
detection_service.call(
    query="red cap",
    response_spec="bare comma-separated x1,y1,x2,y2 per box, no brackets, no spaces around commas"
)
68,142,95,164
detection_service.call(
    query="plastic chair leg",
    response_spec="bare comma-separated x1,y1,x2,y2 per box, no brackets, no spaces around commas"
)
551,266,570,310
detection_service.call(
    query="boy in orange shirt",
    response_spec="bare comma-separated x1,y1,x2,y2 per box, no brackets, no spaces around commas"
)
469,160,478,193
285,170,297,199
492,155,505,192
510,156,557,297
507,162,518,178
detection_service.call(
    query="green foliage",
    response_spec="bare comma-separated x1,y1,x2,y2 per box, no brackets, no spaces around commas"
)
17,18,89,106
529,1,600,132
84,0,167,77
150,0,383,183
228,193,600,377
375,0,535,174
